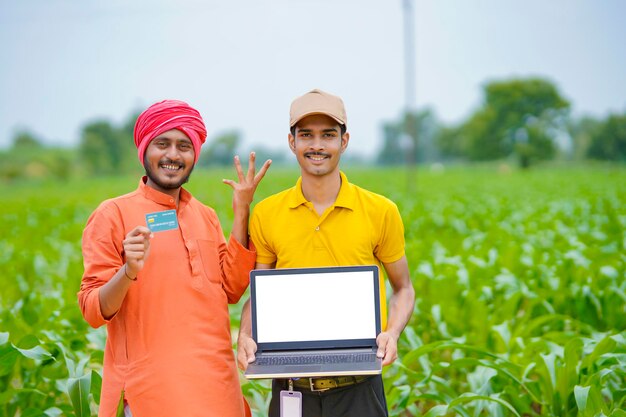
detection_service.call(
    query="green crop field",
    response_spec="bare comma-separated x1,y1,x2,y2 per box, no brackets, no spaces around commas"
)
1,165,625,417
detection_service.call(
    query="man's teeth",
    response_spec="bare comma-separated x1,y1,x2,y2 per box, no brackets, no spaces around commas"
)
162,164,181,170
309,155,326,161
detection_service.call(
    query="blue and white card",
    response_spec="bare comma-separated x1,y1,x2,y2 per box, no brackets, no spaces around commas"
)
146,209,178,232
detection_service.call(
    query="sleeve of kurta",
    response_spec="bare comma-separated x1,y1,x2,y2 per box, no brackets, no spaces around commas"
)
212,213,256,304
78,202,125,328
249,205,277,265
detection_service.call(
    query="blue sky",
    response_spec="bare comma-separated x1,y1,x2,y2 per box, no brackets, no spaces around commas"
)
1,0,625,157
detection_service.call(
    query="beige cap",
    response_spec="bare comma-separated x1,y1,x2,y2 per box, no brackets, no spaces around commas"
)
289,88,347,128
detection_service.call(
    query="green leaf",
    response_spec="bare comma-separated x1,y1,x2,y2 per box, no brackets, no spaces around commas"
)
14,388,46,397
21,408,45,417
409,392,447,404
402,340,499,368
44,407,64,417
65,356,77,378
116,389,126,417
574,385,590,414
448,393,521,417
540,351,557,392
392,359,428,381
401,326,422,350
447,357,543,405
16,334,40,349
491,321,511,347
67,373,92,417
575,384,609,417
0,388,16,405
90,370,102,405
20,294,42,326
559,338,584,405
583,336,617,369
14,344,53,361
610,333,626,346
76,357,90,377
582,285,603,319
422,405,448,417
583,368,616,394
515,314,571,338
386,384,410,408
0,344,18,376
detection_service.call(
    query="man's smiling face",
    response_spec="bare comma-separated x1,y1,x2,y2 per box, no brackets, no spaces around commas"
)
144,128,195,193
289,114,349,178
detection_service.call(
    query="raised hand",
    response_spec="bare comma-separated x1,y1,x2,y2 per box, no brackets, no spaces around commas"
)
222,152,271,247
222,152,272,213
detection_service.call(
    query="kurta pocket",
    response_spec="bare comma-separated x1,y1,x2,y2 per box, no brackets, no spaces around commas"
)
197,239,221,284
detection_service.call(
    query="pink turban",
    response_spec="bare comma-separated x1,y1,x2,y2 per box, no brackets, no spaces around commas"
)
133,99,207,165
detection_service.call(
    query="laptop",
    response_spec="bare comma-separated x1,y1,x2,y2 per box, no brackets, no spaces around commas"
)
244,265,383,379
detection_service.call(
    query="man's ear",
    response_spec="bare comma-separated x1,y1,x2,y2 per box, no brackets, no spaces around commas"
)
340,132,350,153
288,133,296,154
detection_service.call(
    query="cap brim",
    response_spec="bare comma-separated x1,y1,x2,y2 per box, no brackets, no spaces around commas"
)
290,111,345,127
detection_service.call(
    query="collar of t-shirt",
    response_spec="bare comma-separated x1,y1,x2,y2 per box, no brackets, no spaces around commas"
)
288,171,355,211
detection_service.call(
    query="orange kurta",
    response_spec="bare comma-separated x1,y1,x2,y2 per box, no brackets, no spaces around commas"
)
78,178,255,417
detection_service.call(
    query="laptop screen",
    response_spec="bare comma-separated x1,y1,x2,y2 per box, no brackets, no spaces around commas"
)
250,265,381,351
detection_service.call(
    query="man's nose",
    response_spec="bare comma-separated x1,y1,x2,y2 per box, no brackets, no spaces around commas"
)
309,136,325,150
165,144,181,159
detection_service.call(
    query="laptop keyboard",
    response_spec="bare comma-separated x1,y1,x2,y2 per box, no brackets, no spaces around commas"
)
255,352,378,366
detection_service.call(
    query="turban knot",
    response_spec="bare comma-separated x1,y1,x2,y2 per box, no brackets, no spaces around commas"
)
133,99,207,165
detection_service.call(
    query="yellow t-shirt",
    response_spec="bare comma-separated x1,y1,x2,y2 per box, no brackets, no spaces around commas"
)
249,171,406,329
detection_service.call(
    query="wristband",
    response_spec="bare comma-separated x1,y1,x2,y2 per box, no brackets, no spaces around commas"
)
124,264,137,281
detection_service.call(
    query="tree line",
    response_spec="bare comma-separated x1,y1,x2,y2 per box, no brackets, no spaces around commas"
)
1,77,625,181
0,111,287,181
378,77,626,168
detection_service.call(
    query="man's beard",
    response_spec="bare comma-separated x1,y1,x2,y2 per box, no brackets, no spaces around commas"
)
144,155,194,190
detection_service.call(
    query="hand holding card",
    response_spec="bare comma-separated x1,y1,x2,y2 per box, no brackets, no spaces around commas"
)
123,226,153,277
146,210,179,233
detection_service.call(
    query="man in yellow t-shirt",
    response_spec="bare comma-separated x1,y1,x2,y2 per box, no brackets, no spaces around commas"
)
237,89,415,417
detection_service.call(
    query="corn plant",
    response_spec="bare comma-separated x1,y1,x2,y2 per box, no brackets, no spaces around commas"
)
1,165,624,416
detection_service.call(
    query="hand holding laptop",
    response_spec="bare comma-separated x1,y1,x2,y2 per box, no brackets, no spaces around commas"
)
238,319,399,371
375,331,398,366
238,331,398,371
237,332,257,371
237,318,399,371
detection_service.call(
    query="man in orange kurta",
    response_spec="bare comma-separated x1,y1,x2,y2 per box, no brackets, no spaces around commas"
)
78,100,271,417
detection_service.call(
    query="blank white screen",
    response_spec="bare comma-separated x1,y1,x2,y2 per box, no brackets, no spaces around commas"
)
255,271,377,343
